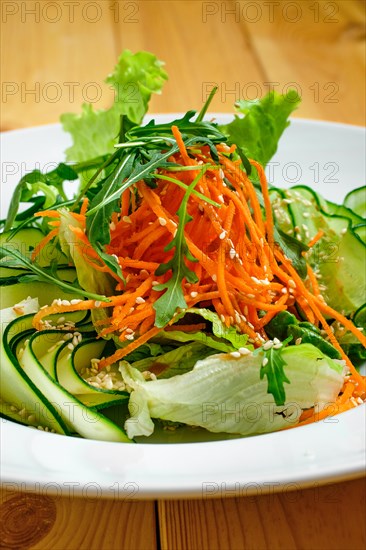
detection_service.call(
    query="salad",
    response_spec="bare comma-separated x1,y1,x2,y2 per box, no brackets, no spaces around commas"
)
0,50,365,443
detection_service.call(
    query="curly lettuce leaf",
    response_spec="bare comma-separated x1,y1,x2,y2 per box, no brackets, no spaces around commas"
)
61,50,168,162
219,90,300,167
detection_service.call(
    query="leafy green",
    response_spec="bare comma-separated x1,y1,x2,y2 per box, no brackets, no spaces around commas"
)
182,308,250,349
220,90,301,167
0,246,107,301
4,164,79,232
120,343,345,438
123,341,217,379
152,171,203,327
273,226,309,279
61,50,168,163
58,208,115,299
260,344,291,406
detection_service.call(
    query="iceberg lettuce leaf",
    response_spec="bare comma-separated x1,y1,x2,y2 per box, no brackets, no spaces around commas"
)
120,344,344,438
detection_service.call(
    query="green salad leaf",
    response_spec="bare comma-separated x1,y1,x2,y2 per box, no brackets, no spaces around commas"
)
61,50,168,163
260,343,290,406
220,90,300,167
120,343,345,438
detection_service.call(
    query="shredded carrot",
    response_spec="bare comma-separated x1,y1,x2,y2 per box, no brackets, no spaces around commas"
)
307,229,324,248
30,123,365,422
31,229,59,261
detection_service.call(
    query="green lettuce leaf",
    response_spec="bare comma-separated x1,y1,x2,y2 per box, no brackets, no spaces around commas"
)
181,308,250,349
219,90,300,167
121,341,217,380
120,344,344,438
61,50,168,162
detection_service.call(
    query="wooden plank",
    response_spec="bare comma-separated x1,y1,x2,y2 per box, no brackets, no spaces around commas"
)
110,0,265,114
238,0,366,123
0,489,157,550
1,1,116,130
158,478,366,550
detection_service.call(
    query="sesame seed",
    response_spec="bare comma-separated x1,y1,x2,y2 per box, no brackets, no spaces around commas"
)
219,230,226,240
229,248,236,260
94,301,101,308
263,341,273,350
125,328,134,334
110,221,116,231
247,294,255,299
190,291,198,298
281,288,288,294
273,337,280,345
295,337,302,345
67,343,74,351
230,351,241,358
61,300,71,306
288,279,296,289
135,296,145,304
158,217,167,226
104,377,114,390
239,347,251,356
70,299,82,305
152,280,159,286
122,216,131,223
125,334,134,341
220,314,226,323
341,228,347,235
262,357,269,367
212,274,217,282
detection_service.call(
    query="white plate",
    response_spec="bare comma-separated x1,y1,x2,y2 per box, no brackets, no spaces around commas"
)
1,117,365,500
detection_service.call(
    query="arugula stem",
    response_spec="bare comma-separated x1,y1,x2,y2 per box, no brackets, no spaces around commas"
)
196,86,218,123
71,150,121,212
0,246,110,302
156,174,221,207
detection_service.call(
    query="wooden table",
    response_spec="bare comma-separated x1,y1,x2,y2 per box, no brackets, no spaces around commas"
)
1,1,365,548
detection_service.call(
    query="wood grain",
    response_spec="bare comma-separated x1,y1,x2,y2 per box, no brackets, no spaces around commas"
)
240,0,366,123
158,478,366,550
0,489,157,550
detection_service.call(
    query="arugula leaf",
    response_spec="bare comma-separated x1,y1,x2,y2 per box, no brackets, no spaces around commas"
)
220,90,301,167
259,343,291,406
61,50,168,163
273,226,308,279
174,308,250,350
127,111,226,142
0,246,108,301
4,163,79,232
152,172,204,327
85,152,136,278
